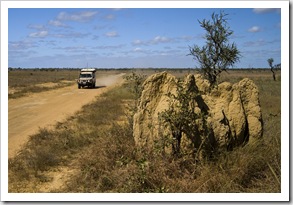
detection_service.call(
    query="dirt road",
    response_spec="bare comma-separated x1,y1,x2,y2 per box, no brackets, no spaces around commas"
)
8,73,125,158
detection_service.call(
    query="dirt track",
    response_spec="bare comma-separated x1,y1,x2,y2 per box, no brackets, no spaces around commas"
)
8,73,125,158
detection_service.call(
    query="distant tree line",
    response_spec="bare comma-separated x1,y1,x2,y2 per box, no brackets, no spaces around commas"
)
8,66,281,72
8,67,80,71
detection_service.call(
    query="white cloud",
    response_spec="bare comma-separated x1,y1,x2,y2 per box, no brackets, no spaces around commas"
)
134,47,143,52
57,11,98,22
29,30,48,38
104,14,115,20
243,38,279,47
132,36,171,46
52,31,90,38
9,40,35,50
152,36,170,44
178,35,195,41
132,39,144,45
93,44,125,49
243,39,266,47
38,40,57,46
248,26,261,33
48,20,68,27
27,24,45,30
132,35,197,48
105,31,119,37
132,39,145,46
54,46,90,53
253,8,281,14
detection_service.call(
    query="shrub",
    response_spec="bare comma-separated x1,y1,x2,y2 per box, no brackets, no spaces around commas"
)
189,11,240,86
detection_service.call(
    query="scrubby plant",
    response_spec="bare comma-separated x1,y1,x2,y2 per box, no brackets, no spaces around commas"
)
159,76,215,159
123,71,146,103
189,11,240,86
160,79,200,155
123,71,147,126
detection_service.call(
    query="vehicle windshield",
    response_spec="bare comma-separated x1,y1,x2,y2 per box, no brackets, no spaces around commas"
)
80,73,92,78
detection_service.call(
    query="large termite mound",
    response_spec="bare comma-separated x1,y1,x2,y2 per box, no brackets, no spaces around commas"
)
133,72,263,158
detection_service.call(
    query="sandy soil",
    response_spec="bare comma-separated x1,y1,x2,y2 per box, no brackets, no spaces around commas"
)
8,73,125,158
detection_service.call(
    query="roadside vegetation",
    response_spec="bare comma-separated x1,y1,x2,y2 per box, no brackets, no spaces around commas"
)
8,69,78,99
8,69,281,193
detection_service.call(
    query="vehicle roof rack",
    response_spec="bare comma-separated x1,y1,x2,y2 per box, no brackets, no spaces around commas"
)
81,68,96,72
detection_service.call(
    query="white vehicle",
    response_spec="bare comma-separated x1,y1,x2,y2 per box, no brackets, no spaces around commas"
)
77,68,96,89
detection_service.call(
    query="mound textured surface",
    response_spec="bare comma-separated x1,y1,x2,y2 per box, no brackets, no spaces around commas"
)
133,72,263,157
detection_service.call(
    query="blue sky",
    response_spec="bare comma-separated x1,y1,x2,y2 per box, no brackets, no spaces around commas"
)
8,7,281,68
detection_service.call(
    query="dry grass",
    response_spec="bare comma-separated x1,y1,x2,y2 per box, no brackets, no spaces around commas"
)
8,69,77,98
8,69,281,193
8,82,136,192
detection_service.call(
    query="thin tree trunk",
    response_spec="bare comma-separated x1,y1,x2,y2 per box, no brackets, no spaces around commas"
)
271,68,276,81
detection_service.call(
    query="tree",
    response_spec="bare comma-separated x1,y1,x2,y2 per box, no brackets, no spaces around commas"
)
267,58,276,81
189,11,240,86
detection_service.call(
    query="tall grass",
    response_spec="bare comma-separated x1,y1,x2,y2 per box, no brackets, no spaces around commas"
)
8,70,281,193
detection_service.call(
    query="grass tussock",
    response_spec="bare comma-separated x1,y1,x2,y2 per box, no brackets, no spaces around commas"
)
9,70,281,193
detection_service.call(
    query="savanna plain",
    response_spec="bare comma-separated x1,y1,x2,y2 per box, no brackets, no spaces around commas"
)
8,68,281,193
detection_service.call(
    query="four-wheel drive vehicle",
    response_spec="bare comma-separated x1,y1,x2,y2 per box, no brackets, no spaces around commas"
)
77,69,96,89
